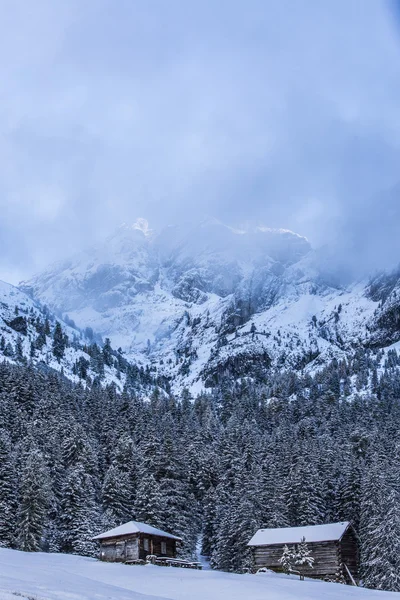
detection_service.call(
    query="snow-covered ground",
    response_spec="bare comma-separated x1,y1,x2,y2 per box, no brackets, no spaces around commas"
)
0,549,397,600
0,279,129,391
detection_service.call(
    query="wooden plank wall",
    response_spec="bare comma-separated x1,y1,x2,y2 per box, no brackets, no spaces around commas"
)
138,534,176,560
98,533,177,562
99,534,139,562
339,529,359,580
253,540,341,577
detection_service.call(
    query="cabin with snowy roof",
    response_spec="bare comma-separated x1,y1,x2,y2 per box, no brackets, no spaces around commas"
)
248,522,358,583
93,521,182,563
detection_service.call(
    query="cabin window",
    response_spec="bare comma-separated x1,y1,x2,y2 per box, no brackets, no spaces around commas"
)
161,541,167,555
143,538,149,552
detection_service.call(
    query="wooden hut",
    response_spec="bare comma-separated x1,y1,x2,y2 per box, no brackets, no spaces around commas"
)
93,520,182,563
248,521,358,583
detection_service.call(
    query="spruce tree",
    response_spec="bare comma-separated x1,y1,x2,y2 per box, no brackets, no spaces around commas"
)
202,485,217,557
0,430,17,547
360,455,400,591
135,474,163,526
279,544,295,574
17,449,50,551
102,338,113,367
15,336,25,363
58,463,99,556
52,322,66,362
294,537,314,580
102,464,133,528
286,450,325,526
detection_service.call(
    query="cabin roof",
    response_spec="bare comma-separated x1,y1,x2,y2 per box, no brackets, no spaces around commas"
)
248,521,350,546
93,520,182,541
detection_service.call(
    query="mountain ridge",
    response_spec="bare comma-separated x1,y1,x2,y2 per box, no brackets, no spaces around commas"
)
19,219,400,392
0,277,166,395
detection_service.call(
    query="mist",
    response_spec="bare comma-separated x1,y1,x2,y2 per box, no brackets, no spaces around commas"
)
1,0,400,284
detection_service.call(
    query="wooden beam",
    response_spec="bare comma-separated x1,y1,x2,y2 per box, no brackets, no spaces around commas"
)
344,564,357,586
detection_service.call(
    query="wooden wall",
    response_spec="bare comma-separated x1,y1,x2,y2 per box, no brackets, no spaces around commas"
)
99,534,139,562
253,540,341,578
339,528,359,581
98,533,177,562
253,529,359,583
138,534,177,560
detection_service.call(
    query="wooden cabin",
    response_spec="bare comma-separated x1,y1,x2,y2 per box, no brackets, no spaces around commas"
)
248,521,358,583
93,520,182,563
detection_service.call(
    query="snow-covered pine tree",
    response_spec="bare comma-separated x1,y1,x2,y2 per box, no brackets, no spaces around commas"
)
3,341,14,357
17,448,51,551
157,428,199,559
210,450,261,573
0,430,17,547
58,463,100,557
294,537,314,580
279,544,295,574
201,485,218,558
359,454,384,589
15,336,25,363
102,464,133,528
360,453,400,592
286,446,325,526
102,338,113,367
210,488,233,571
52,322,66,362
89,343,105,378
222,482,260,573
336,454,363,531
135,473,164,526
258,449,289,528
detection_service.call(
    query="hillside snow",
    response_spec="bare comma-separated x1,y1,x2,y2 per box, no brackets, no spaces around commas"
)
0,548,397,600
21,219,400,391
0,279,138,391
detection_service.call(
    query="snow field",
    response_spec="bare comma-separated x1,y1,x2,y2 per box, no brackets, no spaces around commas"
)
0,548,398,600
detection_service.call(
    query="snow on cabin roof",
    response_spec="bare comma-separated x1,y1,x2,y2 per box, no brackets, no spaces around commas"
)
248,522,350,546
93,521,182,541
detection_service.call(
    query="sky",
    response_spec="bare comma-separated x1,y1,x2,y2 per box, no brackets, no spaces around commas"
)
1,0,400,283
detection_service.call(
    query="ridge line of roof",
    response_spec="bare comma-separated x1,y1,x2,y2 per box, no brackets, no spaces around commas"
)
247,522,351,546
92,520,182,541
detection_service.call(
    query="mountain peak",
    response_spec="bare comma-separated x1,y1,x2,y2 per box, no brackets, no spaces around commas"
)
24,217,390,392
117,218,153,236
132,218,152,236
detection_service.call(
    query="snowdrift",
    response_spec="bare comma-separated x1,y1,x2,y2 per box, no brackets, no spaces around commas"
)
0,548,397,600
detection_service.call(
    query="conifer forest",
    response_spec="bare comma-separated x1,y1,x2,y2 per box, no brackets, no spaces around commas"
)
1,348,400,591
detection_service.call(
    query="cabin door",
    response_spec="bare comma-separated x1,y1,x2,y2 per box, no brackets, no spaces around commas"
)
125,538,139,561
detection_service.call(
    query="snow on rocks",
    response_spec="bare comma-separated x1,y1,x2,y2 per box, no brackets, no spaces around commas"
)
19,220,400,393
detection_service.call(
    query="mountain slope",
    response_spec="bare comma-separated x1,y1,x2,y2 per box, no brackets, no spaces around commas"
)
0,279,162,394
0,548,394,600
20,219,400,391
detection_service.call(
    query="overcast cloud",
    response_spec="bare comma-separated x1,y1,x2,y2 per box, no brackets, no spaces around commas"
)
1,0,400,283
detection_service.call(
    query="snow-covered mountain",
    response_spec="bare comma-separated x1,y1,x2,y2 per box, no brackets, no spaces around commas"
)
0,278,161,394
20,218,400,392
